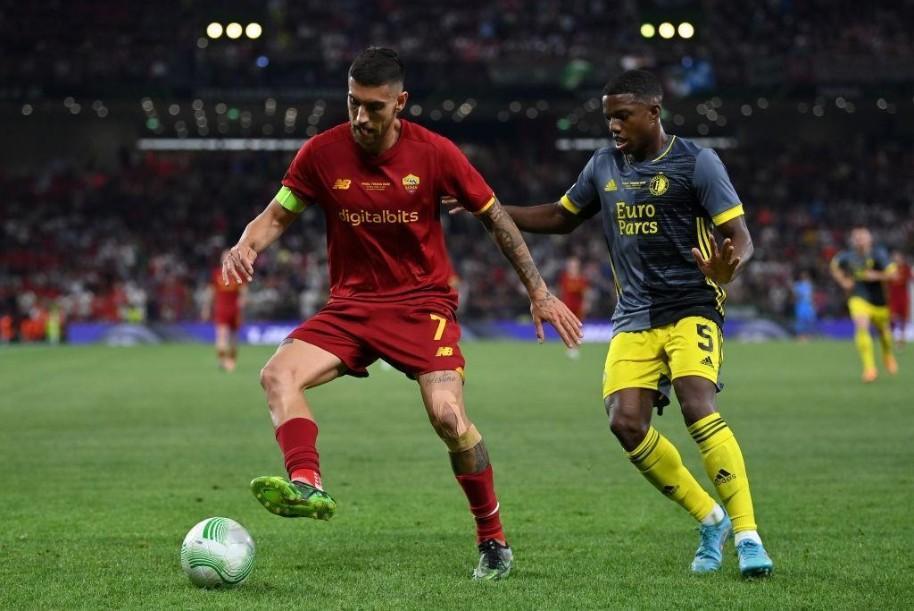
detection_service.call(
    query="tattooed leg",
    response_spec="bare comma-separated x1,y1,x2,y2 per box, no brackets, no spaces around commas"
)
417,370,487,474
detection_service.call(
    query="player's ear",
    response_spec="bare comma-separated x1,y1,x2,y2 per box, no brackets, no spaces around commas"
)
648,103,661,124
395,90,408,114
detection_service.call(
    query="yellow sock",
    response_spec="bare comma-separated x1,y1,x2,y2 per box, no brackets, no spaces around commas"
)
875,320,894,359
855,326,876,371
689,413,757,533
627,427,716,522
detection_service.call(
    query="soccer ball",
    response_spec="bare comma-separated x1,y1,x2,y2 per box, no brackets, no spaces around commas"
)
180,517,255,588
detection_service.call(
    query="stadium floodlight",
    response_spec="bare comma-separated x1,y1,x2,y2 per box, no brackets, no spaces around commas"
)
678,22,695,39
226,22,243,39
640,23,655,38
206,22,223,39
658,22,675,39
245,23,263,39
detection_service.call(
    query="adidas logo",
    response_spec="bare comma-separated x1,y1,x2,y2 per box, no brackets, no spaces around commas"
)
662,485,678,496
713,469,736,485
700,356,714,367
604,179,617,191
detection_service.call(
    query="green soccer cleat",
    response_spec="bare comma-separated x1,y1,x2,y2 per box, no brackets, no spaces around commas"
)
736,539,774,578
690,513,732,574
472,539,513,581
250,476,336,520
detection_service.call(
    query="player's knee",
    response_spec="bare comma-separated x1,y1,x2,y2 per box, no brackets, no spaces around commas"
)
606,398,647,444
427,390,465,441
259,363,293,395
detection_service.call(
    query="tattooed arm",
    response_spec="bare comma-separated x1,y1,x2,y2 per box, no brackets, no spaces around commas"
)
477,198,583,347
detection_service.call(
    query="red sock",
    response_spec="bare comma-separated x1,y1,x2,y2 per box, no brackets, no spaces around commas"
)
455,465,505,544
275,418,323,490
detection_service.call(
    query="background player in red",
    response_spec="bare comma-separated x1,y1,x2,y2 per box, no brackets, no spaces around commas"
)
558,256,591,359
222,47,582,581
204,250,246,371
888,249,911,345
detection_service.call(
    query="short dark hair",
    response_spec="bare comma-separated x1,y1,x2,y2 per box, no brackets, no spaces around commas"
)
603,70,663,102
348,47,405,87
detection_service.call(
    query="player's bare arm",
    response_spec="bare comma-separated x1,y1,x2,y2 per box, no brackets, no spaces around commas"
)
477,198,583,347
448,198,586,235
223,200,299,285
691,215,754,284
502,201,586,235
829,259,855,291
859,268,897,282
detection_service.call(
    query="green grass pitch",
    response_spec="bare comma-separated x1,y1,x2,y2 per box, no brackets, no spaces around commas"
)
1,340,912,609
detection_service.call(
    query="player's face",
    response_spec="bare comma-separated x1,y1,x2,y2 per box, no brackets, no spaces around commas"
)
603,94,659,159
348,78,407,152
850,228,872,253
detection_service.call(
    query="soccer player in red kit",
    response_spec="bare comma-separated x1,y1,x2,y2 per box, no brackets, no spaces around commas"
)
222,47,583,580
888,250,911,345
206,250,246,371
558,256,590,359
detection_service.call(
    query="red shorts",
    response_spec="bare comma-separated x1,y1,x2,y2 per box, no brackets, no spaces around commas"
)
287,297,465,378
214,304,241,331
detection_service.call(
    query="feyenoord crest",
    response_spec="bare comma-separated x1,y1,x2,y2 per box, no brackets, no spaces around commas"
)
649,174,669,196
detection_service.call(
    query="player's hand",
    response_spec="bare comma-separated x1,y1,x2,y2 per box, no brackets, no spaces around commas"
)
441,196,468,216
530,290,584,348
223,244,257,285
692,237,739,284
838,277,854,291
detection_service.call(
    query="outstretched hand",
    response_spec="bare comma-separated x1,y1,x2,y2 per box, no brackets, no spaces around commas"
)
530,291,584,348
691,237,740,284
222,245,257,286
441,195,467,216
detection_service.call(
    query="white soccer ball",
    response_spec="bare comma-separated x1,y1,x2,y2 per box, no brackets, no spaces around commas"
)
180,517,255,588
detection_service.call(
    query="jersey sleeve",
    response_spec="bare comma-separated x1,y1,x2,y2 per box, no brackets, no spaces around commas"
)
693,148,744,226
278,139,318,213
830,251,848,273
436,137,496,215
560,154,600,217
875,247,897,274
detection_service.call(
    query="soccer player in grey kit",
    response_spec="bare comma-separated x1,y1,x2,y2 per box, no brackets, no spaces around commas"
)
496,70,774,577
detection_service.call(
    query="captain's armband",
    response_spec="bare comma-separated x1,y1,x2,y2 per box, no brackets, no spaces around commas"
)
275,186,307,213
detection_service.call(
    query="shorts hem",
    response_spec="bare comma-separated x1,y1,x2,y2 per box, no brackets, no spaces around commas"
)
284,333,369,378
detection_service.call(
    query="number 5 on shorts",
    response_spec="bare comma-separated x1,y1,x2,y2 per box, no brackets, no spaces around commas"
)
696,323,714,353
429,314,447,341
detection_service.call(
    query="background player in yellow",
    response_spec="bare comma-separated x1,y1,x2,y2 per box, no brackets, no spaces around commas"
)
485,70,773,577
830,227,899,382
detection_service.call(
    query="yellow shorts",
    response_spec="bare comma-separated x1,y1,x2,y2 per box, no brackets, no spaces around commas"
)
602,316,723,407
848,297,890,327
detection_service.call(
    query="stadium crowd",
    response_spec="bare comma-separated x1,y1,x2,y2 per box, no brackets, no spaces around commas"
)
5,0,913,97
3,132,912,341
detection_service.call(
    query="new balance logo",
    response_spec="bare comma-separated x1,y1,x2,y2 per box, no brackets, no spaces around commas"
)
435,346,454,357
700,356,714,367
713,469,736,485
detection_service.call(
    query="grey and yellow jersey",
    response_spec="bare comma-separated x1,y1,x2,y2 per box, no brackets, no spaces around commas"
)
563,136,744,334
830,247,893,306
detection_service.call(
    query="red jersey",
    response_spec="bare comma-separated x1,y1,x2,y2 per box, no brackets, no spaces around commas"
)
212,267,242,312
888,262,911,311
281,120,494,305
559,272,589,318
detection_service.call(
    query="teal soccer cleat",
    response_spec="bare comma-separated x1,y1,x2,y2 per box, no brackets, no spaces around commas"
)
690,513,732,573
737,539,773,578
